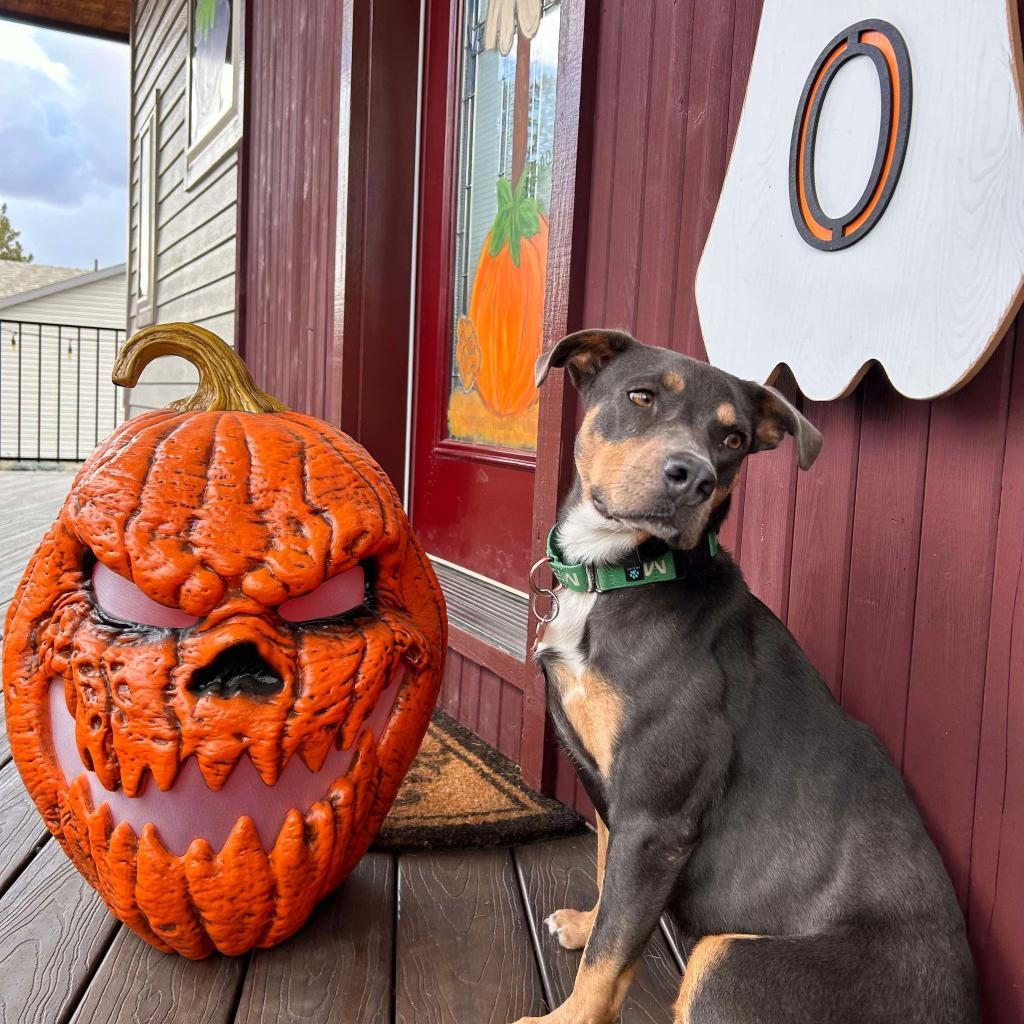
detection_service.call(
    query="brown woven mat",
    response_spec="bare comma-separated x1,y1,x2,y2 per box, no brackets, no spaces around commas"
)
373,710,585,850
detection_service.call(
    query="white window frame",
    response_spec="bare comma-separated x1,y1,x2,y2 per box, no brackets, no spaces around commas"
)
185,0,246,190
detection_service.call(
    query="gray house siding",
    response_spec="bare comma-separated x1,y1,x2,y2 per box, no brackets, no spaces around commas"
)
128,0,239,416
0,268,127,460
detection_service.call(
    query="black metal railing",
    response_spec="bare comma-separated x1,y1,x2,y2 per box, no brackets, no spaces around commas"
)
0,320,127,462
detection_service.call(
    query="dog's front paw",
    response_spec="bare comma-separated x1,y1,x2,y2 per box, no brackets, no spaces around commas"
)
544,907,597,950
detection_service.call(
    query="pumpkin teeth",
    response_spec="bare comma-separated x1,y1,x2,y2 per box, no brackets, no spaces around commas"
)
46,665,405,859
246,734,287,788
193,747,242,792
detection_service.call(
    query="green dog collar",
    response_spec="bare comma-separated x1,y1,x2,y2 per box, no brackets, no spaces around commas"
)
544,528,718,594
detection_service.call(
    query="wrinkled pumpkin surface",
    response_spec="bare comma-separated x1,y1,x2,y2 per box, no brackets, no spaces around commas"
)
3,324,446,958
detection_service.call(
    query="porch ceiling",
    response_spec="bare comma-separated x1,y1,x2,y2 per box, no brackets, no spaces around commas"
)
0,0,129,40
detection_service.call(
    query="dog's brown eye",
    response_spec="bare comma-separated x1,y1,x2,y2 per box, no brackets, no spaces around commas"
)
628,390,654,407
724,432,745,450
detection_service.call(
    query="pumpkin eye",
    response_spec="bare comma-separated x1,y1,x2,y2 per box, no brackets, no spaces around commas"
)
628,389,654,407
723,432,745,450
278,566,366,623
92,562,200,629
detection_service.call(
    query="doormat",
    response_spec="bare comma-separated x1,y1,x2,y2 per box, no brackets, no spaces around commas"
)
373,709,586,850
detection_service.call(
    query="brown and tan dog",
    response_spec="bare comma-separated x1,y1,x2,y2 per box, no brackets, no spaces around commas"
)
513,330,977,1024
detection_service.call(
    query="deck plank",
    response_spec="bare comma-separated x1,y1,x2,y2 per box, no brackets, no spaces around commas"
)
0,759,48,896
236,853,396,1024
514,835,682,1023
69,928,244,1024
395,848,547,1024
0,840,118,1024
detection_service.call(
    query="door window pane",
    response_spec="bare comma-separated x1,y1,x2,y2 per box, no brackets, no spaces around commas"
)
448,0,560,452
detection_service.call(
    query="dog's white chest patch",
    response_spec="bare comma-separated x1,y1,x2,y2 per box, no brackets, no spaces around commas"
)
535,587,596,680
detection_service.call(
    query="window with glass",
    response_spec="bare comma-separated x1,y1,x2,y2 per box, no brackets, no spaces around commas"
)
447,0,560,452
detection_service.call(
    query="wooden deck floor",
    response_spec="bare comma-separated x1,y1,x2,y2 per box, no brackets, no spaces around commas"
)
0,471,687,1023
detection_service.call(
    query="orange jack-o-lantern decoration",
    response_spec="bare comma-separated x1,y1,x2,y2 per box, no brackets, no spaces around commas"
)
3,324,446,958
460,177,549,417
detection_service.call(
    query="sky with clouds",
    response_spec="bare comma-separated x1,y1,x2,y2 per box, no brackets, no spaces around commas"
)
0,19,129,270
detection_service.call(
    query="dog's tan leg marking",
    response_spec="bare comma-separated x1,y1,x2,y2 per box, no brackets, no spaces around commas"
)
549,664,622,779
546,817,608,950
674,934,762,1024
512,955,637,1024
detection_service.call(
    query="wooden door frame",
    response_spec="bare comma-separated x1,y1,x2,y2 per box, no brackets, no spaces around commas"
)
237,0,419,489
408,0,596,787
328,0,422,488
521,0,597,789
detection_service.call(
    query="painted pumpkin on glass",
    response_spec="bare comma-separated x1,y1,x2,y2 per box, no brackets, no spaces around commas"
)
2,324,446,958
459,176,549,417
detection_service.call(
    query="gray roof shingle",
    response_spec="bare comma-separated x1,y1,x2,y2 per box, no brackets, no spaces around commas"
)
0,259,87,301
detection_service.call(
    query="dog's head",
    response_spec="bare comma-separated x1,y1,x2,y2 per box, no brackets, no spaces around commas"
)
536,329,821,550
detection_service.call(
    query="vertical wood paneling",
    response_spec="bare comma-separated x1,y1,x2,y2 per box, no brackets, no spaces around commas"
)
439,652,526,770
459,660,482,734
902,345,1014,903
841,369,930,761
579,0,625,327
736,379,801,620
440,651,462,718
498,683,523,764
599,2,656,330
633,0,695,342
477,670,501,748
241,0,344,417
669,0,735,358
969,332,1024,1024
786,393,862,696
329,0,419,485
552,747,579,810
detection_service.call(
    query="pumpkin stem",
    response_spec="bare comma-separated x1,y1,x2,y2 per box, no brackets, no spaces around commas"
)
112,323,287,414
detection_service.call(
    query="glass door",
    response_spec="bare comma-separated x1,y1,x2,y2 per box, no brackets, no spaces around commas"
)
411,0,561,592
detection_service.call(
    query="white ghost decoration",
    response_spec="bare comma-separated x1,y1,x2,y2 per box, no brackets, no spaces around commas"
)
696,0,1024,400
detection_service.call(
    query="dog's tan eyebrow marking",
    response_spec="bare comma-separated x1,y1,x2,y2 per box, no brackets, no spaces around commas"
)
663,371,686,393
716,402,737,426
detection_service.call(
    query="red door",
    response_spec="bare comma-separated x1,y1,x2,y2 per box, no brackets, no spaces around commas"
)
410,0,563,592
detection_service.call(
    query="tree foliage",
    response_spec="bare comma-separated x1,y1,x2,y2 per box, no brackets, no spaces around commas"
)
0,203,33,263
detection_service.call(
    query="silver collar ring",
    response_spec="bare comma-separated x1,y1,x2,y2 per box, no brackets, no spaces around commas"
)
529,556,560,624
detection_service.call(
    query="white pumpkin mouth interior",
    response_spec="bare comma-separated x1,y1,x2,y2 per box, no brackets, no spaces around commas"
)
46,666,405,857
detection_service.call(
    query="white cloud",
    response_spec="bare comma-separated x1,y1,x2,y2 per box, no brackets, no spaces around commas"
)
0,22,71,88
0,19,128,265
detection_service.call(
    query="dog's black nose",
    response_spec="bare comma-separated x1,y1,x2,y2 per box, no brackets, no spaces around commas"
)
663,453,716,506
188,642,284,698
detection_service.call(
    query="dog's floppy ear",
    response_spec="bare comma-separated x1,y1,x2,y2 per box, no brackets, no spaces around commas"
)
535,329,636,390
746,383,822,470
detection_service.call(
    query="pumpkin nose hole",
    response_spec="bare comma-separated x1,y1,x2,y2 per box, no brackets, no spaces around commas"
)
188,642,284,698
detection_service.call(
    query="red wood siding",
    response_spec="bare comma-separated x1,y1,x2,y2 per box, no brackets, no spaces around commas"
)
566,2,1023,1020
439,649,527,767
239,0,345,418
240,0,418,488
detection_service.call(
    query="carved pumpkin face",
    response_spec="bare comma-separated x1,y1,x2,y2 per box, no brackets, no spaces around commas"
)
2,325,446,958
